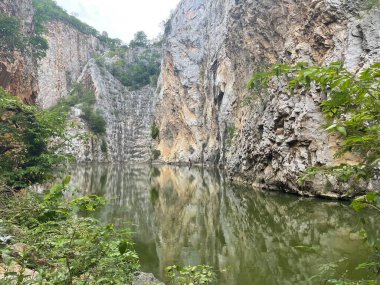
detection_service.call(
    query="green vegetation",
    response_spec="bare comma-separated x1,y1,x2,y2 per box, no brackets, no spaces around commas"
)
365,0,380,9
111,48,161,90
151,149,161,160
53,84,107,136
0,178,140,284
110,48,161,90
165,265,216,285
150,122,160,139
0,13,48,60
97,32,161,90
129,31,149,48
0,14,26,54
248,62,380,184
0,88,66,189
32,0,121,48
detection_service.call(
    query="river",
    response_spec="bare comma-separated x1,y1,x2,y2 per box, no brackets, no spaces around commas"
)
67,163,379,285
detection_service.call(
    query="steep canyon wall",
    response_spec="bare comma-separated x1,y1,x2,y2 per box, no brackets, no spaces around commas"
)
154,0,380,196
0,0,39,103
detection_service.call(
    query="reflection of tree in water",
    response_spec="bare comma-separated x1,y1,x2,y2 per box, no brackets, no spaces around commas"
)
69,164,377,285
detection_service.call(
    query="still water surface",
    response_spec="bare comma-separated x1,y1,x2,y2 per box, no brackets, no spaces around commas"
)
68,164,378,285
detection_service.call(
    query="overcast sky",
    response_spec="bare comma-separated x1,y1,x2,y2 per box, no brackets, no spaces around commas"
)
55,0,180,43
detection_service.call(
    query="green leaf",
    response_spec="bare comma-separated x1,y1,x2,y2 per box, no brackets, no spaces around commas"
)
336,126,347,137
62,176,71,186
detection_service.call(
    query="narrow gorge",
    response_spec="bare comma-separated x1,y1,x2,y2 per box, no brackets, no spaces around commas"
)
1,0,379,197
0,0,379,284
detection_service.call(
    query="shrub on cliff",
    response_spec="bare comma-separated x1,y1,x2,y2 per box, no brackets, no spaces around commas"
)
150,123,160,139
0,13,48,60
0,14,26,54
53,84,107,136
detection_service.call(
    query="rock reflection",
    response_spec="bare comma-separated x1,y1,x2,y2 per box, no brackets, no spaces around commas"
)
69,164,375,285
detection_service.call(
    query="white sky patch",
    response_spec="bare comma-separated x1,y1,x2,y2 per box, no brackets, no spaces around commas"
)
55,0,180,43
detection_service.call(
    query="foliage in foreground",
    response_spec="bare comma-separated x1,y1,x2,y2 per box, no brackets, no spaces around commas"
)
0,178,140,284
0,88,66,189
248,62,380,185
165,265,216,285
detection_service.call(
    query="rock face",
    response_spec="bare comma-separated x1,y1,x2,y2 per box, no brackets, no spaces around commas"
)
63,59,155,162
0,0,39,103
37,21,104,108
34,20,155,162
154,0,380,196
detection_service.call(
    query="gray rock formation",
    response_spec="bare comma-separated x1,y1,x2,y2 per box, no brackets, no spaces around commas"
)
132,272,164,285
62,59,155,162
154,0,380,196
31,18,156,162
37,21,104,108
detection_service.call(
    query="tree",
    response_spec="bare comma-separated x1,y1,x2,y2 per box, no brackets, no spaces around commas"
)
0,88,66,189
129,31,149,48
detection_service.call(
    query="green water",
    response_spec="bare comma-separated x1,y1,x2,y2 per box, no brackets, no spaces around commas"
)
68,163,379,285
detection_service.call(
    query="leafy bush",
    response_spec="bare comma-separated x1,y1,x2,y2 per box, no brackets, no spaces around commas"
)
100,139,107,153
165,265,216,285
0,178,140,284
0,88,66,189
129,31,149,48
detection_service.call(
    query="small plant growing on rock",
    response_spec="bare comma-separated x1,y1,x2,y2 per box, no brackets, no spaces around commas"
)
151,149,161,160
151,122,160,139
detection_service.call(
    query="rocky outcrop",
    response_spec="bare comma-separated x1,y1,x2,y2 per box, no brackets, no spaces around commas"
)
154,0,380,196
0,0,39,103
62,59,155,162
36,21,104,108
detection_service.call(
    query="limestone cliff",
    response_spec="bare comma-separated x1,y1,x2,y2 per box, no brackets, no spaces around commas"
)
36,21,104,108
0,0,39,103
66,59,155,162
154,0,380,196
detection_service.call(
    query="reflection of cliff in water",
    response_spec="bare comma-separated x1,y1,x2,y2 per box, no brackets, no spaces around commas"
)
69,164,376,285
